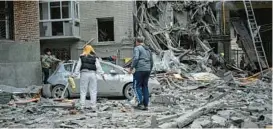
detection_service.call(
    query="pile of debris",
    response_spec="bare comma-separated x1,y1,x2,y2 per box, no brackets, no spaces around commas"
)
134,1,272,128
134,0,271,78
0,1,271,128
134,1,228,74
150,72,272,128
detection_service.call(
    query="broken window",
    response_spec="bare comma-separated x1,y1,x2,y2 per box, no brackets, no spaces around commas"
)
74,2,79,19
39,2,49,20
0,1,13,40
50,2,61,19
62,1,70,19
52,21,63,36
39,22,51,37
41,1,72,20
39,1,79,38
97,17,114,42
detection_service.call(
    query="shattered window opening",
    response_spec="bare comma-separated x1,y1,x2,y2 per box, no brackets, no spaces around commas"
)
0,1,13,40
50,2,61,19
97,17,114,42
39,2,49,20
52,21,64,36
62,1,70,19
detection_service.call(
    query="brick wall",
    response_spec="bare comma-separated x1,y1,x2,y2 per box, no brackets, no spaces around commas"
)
80,1,134,44
0,1,42,88
13,1,39,43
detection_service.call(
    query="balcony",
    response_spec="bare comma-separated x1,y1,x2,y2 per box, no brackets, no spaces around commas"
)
39,1,80,40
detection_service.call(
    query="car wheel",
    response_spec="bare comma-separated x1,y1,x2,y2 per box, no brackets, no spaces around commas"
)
123,83,135,100
51,84,69,99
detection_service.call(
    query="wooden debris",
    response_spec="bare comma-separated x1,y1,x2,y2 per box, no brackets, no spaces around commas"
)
8,98,40,106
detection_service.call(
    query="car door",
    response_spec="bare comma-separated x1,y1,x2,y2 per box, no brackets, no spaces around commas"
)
98,62,124,96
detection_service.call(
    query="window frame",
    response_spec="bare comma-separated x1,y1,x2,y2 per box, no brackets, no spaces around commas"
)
39,1,80,38
97,17,115,42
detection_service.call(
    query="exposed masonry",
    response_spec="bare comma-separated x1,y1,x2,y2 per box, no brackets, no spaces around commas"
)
13,1,40,43
80,1,134,44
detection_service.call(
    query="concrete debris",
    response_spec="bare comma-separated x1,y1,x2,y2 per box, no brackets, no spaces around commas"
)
151,95,177,105
0,92,12,104
211,115,227,127
241,120,259,128
190,117,211,128
0,1,272,128
0,85,42,94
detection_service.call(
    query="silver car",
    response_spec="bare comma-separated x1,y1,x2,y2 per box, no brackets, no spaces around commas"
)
42,60,160,100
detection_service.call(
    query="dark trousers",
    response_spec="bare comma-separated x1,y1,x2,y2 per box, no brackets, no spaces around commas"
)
133,71,151,107
42,68,50,84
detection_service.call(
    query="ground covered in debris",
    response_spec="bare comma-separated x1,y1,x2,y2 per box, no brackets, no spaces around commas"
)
0,77,272,128
1,1,272,128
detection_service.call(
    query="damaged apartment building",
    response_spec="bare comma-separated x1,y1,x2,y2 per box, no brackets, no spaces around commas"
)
0,0,272,88
39,0,134,65
131,0,272,74
37,0,273,70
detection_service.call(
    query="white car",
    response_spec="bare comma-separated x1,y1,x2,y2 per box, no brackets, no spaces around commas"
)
42,60,161,100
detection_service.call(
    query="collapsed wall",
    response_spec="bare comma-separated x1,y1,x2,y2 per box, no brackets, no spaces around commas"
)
134,1,231,75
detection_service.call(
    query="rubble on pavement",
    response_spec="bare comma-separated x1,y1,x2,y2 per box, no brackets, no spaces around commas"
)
0,1,272,128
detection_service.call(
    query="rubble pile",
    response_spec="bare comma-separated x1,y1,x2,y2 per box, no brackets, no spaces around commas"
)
0,97,172,128
151,74,272,128
134,1,272,128
0,1,271,128
134,1,226,74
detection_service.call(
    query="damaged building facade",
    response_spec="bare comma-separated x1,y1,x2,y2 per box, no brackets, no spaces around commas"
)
0,1,272,128
133,1,272,74
39,0,272,70
40,0,134,65
0,1,42,88
0,1,271,87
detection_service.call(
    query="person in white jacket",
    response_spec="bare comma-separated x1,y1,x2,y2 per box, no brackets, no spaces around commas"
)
73,45,105,110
